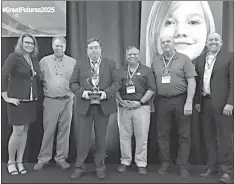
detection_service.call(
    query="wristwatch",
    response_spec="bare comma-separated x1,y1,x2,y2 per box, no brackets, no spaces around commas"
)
140,100,144,105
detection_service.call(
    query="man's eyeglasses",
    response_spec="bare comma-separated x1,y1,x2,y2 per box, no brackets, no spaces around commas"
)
23,41,35,46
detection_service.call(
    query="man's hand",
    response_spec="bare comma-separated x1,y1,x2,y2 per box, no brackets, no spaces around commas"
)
7,98,20,106
195,104,200,112
119,100,131,108
99,91,106,100
127,101,141,110
184,102,193,116
223,104,233,116
82,90,91,100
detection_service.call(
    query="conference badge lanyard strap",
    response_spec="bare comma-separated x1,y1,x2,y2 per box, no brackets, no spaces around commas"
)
126,64,139,94
162,53,175,84
205,49,220,69
24,56,37,100
54,55,65,75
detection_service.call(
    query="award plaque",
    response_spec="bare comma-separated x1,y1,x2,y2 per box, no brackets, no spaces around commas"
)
88,72,101,99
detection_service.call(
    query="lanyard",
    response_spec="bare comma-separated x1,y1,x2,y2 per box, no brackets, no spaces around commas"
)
24,56,36,100
127,63,139,80
91,57,101,74
91,61,100,74
206,50,220,68
163,52,175,68
24,56,36,77
54,56,64,72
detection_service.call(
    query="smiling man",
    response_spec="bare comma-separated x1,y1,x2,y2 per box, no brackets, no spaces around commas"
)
152,35,197,178
194,33,233,183
116,46,156,175
33,36,76,171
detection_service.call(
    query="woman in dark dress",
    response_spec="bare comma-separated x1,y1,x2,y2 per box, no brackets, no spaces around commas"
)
1,33,41,175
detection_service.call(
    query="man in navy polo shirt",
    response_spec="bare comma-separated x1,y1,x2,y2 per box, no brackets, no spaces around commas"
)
116,46,156,175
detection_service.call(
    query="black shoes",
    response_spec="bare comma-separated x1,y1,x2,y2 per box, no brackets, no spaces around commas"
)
137,167,147,175
158,162,170,175
200,168,218,177
96,169,106,180
70,168,84,180
219,173,232,183
117,164,127,173
180,167,189,178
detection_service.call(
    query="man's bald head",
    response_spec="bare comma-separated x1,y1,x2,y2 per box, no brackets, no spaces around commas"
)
206,32,223,53
160,35,175,54
160,35,174,44
207,33,222,41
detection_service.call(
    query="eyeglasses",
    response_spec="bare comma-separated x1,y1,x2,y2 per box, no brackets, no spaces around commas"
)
87,46,100,50
23,41,35,46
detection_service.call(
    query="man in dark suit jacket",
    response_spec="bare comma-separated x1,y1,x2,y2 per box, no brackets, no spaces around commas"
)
69,38,121,180
194,33,233,183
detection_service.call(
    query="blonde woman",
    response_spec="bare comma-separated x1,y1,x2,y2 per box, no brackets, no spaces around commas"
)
146,1,215,67
1,33,41,175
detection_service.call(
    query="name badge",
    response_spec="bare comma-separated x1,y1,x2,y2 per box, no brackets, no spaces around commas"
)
162,76,171,83
126,85,136,94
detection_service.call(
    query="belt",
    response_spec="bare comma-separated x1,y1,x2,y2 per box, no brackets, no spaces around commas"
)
159,93,186,98
45,95,70,100
203,94,211,99
118,100,150,107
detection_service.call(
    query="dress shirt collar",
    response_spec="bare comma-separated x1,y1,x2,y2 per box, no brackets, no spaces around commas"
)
89,57,101,65
53,54,65,61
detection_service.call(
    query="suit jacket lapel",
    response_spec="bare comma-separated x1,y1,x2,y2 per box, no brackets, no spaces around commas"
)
85,59,92,77
99,58,105,80
18,54,32,70
200,54,206,79
211,50,222,78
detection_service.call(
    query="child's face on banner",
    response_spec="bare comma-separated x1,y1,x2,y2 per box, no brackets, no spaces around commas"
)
158,1,208,60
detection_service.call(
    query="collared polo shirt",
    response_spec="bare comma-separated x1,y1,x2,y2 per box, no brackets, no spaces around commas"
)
40,54,76,98
152,51,197,97
119,62,156,101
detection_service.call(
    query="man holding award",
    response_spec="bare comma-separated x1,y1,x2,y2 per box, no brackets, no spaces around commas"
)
69,38,121,180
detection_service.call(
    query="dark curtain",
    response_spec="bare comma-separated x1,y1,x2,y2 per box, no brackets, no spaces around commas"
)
1,1,141,163
1,1,233,165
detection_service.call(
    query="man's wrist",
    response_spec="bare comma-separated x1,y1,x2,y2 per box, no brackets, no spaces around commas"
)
186,99,193,103
140,100,145,105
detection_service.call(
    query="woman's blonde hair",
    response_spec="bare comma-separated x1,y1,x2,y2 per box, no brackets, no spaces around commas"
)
14,33,39,58
146,1,215,66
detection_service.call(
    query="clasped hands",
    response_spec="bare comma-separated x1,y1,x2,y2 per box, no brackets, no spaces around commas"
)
82,90,106,100
120,100,141,110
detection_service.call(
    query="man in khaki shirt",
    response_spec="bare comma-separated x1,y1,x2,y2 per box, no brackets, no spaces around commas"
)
33,36,76,171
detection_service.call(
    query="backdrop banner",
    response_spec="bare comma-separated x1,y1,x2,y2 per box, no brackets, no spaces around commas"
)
140,1,223,65
1,1,66,37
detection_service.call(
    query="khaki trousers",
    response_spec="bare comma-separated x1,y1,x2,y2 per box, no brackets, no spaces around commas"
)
37,97,73,163
118,105,151,167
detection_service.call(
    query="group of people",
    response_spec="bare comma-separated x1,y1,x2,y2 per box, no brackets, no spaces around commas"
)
1,32,233,183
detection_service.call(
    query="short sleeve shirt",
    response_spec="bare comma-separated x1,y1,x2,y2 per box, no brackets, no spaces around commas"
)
152,51,197,97
40,54,76,97
119,62,156,101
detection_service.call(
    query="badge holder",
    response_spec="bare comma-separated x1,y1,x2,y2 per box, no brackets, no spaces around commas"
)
126,80,136,94
161,68,171,84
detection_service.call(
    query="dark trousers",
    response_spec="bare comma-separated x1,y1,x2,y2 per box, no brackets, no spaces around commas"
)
75,104,109,170
157,94,191,166
202,97,233,174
